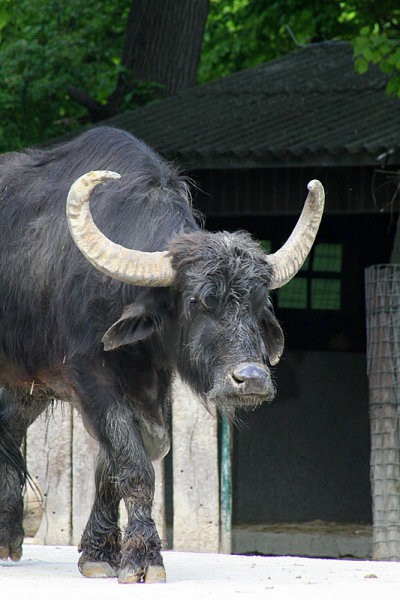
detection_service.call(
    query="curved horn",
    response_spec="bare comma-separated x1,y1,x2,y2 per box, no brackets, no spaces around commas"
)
66,170,175,287
267,180,325,290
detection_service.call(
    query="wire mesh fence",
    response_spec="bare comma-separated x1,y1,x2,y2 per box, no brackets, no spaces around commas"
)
365,264,400,560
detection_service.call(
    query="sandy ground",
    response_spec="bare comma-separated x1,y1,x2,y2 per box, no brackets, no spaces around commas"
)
1,545,400,599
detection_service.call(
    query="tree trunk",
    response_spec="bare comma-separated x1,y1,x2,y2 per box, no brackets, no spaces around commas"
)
122,0,209,94
70,0,209,121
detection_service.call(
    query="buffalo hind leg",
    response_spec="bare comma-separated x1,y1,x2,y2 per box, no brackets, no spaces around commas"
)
78,402,165,583
0,389,48,561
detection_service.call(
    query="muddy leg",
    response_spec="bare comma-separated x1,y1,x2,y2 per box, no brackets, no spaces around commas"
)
78,447,121,577
118,492,165,584
78,401,165,583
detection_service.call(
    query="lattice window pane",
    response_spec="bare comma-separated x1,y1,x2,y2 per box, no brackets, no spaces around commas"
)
311,279,341,310
278,278,307,309
313,244,342,272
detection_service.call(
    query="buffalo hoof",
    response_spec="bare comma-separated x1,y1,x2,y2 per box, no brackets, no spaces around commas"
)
78,556,117,578
118,564,166,584
0,543,23,562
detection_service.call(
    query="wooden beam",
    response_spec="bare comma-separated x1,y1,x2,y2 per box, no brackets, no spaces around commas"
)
172,377,219,552
26,405,72,545
71,408,97,546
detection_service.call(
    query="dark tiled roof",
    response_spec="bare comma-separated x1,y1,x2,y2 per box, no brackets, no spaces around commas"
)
105,41,400,168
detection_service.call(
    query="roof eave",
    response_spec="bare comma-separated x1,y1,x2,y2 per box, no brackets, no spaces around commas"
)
168,150,400,170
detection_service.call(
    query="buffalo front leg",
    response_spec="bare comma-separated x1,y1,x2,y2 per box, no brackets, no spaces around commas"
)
78,403,165,583
118,478,165,584
78,448,121,578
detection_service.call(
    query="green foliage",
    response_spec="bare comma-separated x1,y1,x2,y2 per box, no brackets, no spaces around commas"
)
199,0,400,101
348,3,400,97
339,2,400,97
198,0,358,83
1,0,400,152
0,0,130,151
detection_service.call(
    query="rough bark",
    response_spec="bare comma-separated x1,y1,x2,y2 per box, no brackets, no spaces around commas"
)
70,0,209,121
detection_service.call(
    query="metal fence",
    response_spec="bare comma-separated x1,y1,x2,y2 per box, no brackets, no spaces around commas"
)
365,264,400,560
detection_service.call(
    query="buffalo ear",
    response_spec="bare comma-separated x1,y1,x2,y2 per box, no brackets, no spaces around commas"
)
261,308,285,366
102,304,156,351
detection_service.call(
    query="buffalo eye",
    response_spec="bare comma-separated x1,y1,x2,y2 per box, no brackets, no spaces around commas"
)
204,295,218,311
187,294,217,315
188,296,199,315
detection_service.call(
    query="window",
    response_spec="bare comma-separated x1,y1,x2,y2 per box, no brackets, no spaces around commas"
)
278,279,307,309
313,244,342,272
311,279,341,310
261,242,343,311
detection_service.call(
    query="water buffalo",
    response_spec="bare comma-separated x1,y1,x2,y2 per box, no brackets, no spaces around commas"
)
0,126,324,582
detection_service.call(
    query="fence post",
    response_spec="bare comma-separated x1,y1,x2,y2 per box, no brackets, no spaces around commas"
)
220,413,232,553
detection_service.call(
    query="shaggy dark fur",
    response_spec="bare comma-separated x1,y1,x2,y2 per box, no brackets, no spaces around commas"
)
0,127,283,581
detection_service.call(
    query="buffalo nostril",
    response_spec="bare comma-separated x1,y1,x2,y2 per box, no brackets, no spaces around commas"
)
231,364,269,387
231,371,246,384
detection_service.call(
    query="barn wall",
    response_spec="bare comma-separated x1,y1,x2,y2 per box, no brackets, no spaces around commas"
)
233,350,372,525
193,166,396,217
199,190,396,529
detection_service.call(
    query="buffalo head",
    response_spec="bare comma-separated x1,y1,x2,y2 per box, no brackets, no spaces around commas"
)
66,171,324,413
